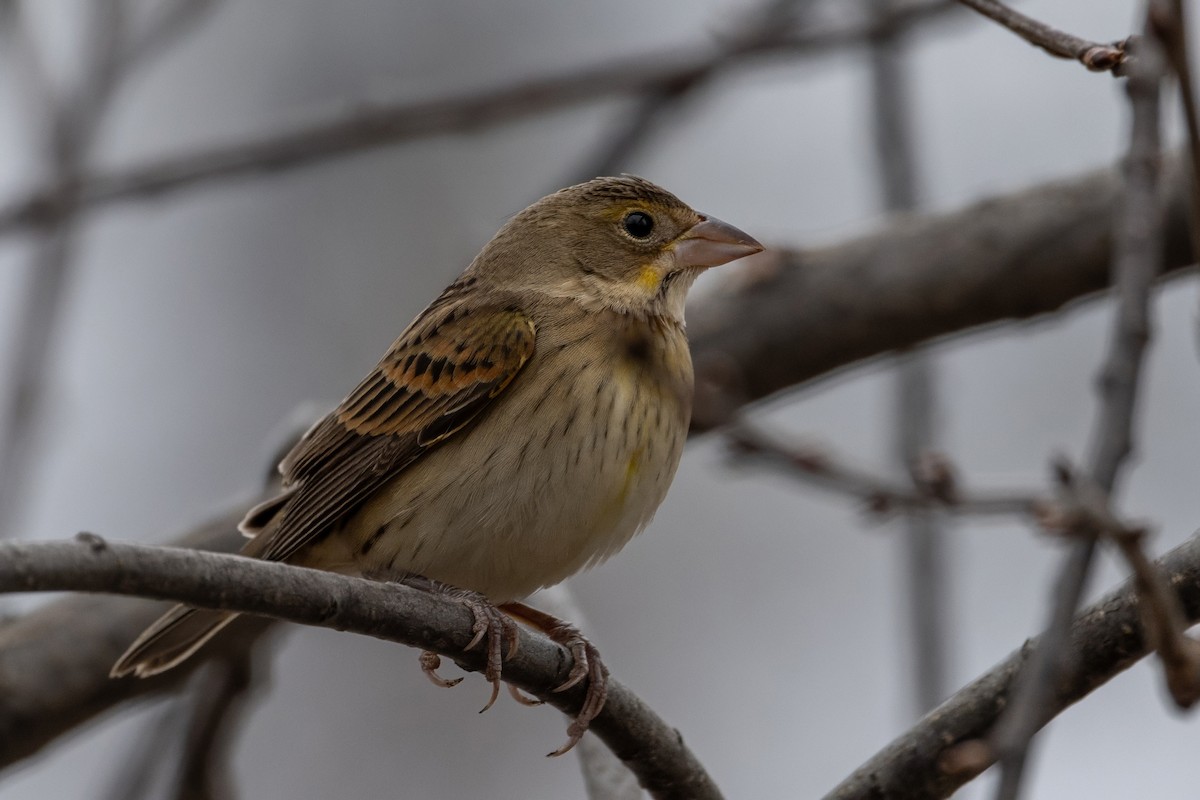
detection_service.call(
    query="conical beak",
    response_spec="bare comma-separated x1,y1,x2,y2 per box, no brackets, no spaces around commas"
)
673,214,764,270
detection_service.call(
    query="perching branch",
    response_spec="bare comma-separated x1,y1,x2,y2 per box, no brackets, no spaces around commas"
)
0,500,271,769
953,0,1129,72
0,537,721,800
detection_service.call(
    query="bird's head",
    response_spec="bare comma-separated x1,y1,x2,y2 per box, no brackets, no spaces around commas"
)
473,175,763,322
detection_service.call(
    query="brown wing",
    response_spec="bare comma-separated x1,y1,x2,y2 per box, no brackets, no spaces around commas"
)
245,297,536,564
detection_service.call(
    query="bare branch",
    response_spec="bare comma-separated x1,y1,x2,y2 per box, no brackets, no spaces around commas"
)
0,538,722,800
570,0,818,181
1039,463,1200,708
823,529,1200,800
987,10,1170,796
0,0,962,237
987,530,1097,800
954,0,1129,72
727,424,1042,518
688,153,1196,431
0,501,272,769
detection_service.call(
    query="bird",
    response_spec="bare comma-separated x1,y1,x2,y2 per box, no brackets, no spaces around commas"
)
111,175,763,754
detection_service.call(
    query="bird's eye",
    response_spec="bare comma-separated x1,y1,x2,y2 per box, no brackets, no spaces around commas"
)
622,211,655,239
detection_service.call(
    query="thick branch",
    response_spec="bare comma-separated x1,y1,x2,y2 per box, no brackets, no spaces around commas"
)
0,503,262,767
688,154,1195,430
0,538,720,800
824,529,1200,800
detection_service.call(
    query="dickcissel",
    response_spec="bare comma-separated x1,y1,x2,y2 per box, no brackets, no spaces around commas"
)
112,175,762,753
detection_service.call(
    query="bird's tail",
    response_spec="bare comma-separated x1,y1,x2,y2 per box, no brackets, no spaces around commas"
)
109,605,239,678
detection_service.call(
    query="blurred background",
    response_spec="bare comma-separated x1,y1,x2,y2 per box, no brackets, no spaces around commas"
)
1,0,1197,798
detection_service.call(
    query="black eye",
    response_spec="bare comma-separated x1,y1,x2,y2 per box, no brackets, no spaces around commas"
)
622,211,654,239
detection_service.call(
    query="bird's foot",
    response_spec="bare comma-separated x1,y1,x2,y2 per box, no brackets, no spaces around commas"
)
501,602,609,757
399,576,520,713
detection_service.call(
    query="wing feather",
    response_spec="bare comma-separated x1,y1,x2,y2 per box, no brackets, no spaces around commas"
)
247,297,536,564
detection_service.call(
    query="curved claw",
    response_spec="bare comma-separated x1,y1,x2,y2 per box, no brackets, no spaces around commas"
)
479,678,502,713
403,578,520,714
465,627,487,652
547,647,608,756
420,651,463,688
508,682,544,707
552,644,590,693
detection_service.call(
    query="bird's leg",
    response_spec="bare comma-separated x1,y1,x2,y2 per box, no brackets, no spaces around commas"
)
500,601,609,757
392,575,520,713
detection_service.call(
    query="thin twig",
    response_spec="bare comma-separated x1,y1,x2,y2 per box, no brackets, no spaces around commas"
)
0,537,722,800
728,424,1043,518
570,0,815,181
954,0,1130,72
0,0,962,238
1040,462,1200,708
1108,531,1200,707
987,8,1169,798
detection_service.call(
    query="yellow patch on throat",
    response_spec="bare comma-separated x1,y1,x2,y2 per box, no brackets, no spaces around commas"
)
635,266,661,293
618,448,644,505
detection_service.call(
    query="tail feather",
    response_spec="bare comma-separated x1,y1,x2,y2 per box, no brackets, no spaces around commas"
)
110,605,239,678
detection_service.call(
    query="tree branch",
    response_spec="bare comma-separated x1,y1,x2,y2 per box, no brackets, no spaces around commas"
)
953,0,1129,72
0,0,961,237
688,153,1195,430
823,528,1200,800
0,502,268,768
727,424,1043,518
569,0,816,182
0,537,721,800
985,10,1169,797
